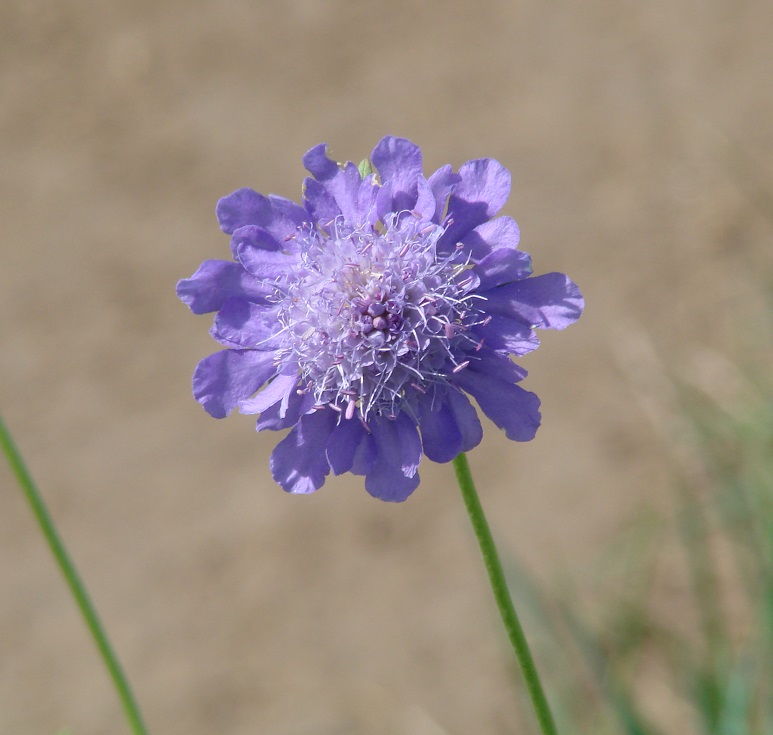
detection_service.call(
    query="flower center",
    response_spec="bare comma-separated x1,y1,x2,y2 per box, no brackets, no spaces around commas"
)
276,214,481,419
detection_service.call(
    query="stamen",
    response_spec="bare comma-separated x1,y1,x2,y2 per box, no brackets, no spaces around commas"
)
345,399,356,420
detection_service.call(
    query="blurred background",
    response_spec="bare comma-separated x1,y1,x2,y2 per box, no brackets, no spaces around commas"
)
1,0,771,733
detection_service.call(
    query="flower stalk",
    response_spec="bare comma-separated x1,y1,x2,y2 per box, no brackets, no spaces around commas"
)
0,411,148,735
453,452,559,735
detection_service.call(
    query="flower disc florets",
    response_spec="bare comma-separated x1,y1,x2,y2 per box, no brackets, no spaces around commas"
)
278,213,481,421
177,136,583,501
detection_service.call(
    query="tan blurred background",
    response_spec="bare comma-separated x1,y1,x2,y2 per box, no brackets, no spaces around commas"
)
1,0,771,733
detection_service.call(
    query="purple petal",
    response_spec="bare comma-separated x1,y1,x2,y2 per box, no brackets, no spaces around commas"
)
177,260,272,315
364,414,421,502
453,158,511,218
445,388,483,453
207,324,242,350
266,194,311,240
472,248,533,290
372,136,423,188
326,162,364,223
216,188,272,234
239,371,298,416
236,242,297,281
440,158,511,250
192,349,277,418
217,188,309,241
375,182,397,222
371,136,423,213
467,347,528,383
454,369,542,442
270,409,337,494
356,175,380,225
417,393,463,463
351,431,377,476
413,177,436,220
472,314,540,356
302,143,339,180
427,164,461,224
460,216,521,261
303,176,340,225
326,417,369,475
479,273,584,330
256,390,316,431
229,225,281,259
211,299,282,350
302,144,367,224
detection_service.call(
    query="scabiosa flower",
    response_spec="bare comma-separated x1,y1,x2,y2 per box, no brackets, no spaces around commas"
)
177,136,583,501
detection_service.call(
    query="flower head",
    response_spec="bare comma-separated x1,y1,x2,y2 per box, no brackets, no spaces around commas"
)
177,137,583,501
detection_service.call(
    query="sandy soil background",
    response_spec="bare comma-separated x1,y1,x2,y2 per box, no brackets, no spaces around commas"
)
1,1,771,733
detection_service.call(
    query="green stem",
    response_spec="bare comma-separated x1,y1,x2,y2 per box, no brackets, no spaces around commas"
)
0,411,148,735
453,452,559,735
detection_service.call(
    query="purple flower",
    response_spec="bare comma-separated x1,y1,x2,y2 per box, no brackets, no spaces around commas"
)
177,137,583,501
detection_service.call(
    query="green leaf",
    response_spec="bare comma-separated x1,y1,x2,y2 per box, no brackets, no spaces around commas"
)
357,158,373,179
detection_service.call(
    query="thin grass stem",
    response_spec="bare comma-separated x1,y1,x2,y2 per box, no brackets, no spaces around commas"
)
452,452,559,735
0,411,148,735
